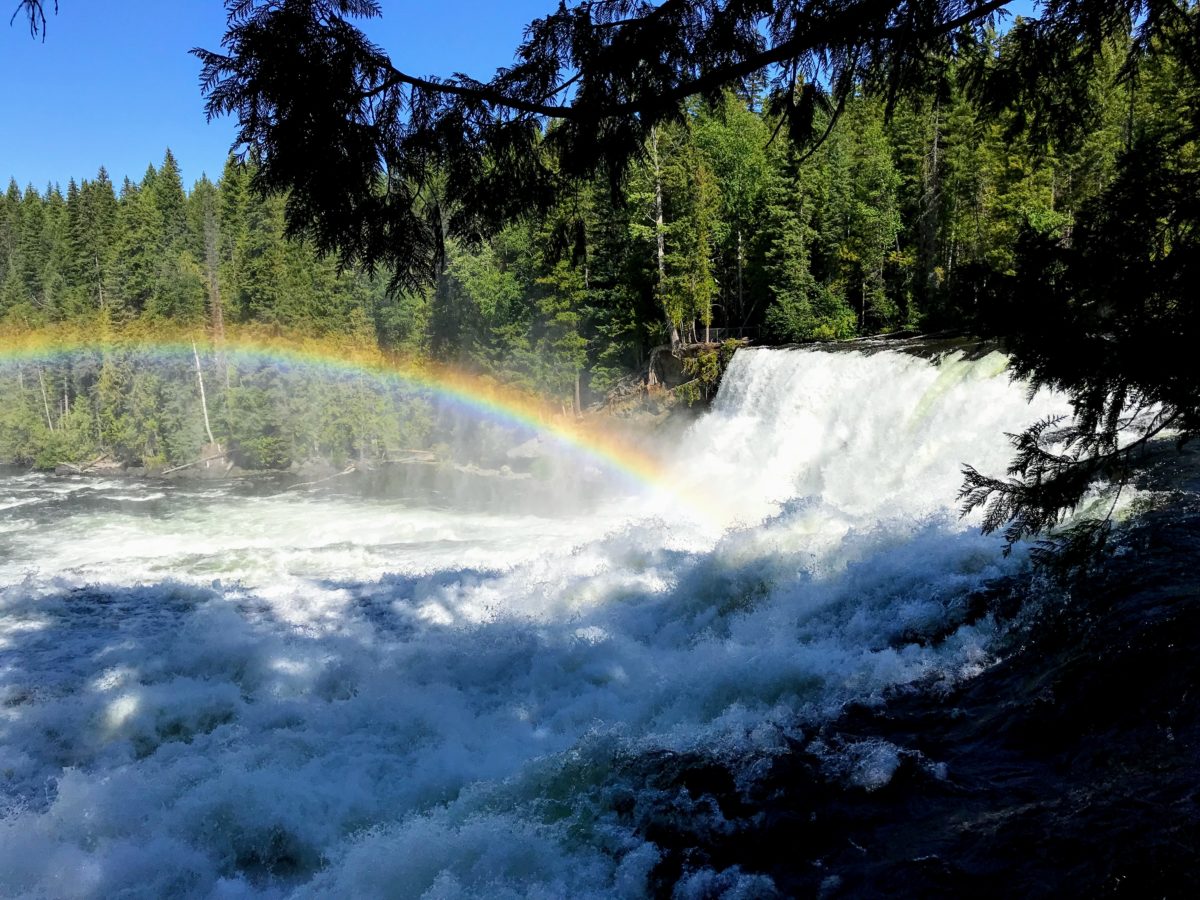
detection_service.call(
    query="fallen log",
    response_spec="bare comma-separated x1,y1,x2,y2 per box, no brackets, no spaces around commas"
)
160,450,228,476
282,463,357,492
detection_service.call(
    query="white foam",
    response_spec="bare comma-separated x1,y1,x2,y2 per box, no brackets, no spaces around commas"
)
0,347,1072,897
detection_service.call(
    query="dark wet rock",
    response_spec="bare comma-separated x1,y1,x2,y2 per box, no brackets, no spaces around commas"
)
613,477,1200,898
649,347,689,388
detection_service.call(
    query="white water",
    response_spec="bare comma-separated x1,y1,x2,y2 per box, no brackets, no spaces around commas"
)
0,347,1069,898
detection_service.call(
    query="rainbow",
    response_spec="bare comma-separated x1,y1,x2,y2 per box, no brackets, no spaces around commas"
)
0,329,715,522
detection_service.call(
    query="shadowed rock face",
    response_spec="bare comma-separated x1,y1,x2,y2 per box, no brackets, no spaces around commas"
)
617,455,1200,898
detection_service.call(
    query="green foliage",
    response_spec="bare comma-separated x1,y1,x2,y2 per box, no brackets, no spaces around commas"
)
222,376,291,470
694,93,770,327
959,7,1200,566
1,16,1185,502
532,259,588,403
4,32,1144,379
193,0,1184,303
625,122,721,343
678,339,742,406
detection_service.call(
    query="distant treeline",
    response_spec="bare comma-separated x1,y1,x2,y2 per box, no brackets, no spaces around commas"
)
0,329,444,471
0,26,1172,469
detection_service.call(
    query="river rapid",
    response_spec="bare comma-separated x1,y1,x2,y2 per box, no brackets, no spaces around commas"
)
0,346,1071,898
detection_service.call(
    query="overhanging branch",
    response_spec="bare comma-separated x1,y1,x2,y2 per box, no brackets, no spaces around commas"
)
356,0,1017,124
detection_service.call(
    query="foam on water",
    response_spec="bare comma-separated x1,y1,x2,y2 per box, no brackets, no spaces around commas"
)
0,347,1070,898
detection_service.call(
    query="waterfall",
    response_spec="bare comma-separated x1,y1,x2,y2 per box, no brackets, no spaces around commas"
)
0,346,1074,898
671,345,1065,529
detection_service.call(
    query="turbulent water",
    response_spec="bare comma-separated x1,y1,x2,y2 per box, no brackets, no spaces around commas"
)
0,347,1071,898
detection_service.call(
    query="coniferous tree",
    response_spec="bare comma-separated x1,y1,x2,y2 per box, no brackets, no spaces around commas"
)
152,149,188,252
695,91,771,328
74,168,119,313
763,121,856,342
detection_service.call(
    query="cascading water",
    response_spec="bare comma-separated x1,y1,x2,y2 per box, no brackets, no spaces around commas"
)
0,346,1072,898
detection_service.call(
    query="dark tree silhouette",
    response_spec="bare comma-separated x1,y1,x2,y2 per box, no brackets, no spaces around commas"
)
960,137,1200,565
191,1,1188,290
952,2,1200,567
10,0,55,37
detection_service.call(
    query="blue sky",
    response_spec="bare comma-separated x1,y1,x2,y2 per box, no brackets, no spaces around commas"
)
1,0,554,190
2,1,1040,192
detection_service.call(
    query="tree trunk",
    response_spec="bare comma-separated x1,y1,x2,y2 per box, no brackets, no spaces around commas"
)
736,227,744,320
94,254,105,311
650,127,681,351
192,341,217,447
356,371,369,461
921,102,942,290
574,370,582,417
37,368,54,433
203,203,230,390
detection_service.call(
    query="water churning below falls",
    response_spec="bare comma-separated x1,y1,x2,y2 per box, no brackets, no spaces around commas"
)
0,347,1072,898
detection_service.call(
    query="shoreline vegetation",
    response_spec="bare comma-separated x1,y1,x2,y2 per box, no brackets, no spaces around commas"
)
0,320,727,477
0,318,987,480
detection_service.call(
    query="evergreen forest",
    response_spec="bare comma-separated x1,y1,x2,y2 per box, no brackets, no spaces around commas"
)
0,23,1184,472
